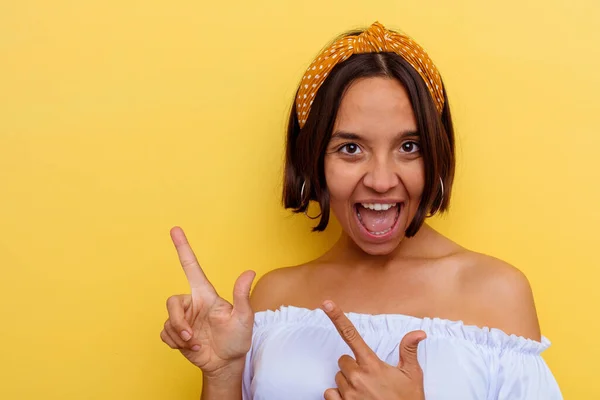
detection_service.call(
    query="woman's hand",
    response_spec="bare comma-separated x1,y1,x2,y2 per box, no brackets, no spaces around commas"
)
322,301,427,400
160,226,256,377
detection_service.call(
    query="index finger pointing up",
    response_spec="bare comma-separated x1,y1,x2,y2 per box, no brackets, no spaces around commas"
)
322,300,376,364
170,226,215,292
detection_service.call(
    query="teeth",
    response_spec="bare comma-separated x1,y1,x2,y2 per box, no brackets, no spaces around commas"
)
360,203,397,211
370,227,392,236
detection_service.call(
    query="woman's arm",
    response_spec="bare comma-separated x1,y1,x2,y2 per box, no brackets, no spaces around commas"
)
200,360,245,400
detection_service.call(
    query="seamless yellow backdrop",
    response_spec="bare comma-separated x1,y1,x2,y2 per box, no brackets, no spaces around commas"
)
1,1,598,399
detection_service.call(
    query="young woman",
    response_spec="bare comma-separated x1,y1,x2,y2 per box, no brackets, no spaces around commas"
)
160,22,563,400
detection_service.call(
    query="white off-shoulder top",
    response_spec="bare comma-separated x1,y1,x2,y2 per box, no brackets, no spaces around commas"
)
242,306,562,399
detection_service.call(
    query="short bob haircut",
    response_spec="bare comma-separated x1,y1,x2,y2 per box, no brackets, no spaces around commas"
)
282,28,455,238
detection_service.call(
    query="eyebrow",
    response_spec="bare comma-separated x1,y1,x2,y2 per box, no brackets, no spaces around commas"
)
330,130,420,141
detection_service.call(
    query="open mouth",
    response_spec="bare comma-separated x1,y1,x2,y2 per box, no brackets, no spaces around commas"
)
355,202,401,236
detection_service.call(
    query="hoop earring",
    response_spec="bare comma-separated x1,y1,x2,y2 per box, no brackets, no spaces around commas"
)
300,180,322,220
427,176,444,217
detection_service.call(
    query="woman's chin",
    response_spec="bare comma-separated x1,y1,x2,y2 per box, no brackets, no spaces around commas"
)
349,221,407,256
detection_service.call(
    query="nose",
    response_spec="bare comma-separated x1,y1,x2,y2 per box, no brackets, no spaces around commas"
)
362,156,400,193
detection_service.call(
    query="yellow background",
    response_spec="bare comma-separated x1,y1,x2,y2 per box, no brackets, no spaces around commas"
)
1,0,598,398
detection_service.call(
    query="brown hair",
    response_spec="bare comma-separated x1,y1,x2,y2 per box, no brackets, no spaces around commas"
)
282,30,455,237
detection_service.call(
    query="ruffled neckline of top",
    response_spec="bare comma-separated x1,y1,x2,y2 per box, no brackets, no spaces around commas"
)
254,305,551,355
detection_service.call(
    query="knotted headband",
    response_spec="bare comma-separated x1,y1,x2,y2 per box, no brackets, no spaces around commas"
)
296,21,445,128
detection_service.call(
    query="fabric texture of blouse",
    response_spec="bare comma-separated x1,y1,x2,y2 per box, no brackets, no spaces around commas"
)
242,306,562,400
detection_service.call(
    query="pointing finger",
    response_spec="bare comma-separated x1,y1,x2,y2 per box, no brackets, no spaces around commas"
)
322,300,376,364
170,226,216,293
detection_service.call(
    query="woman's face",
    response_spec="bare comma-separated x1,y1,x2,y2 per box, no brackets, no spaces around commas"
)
324,77,425,255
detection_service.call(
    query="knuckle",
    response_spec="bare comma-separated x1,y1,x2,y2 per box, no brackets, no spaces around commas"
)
332,310,345,322
400,362,423,379
337,354,352,367
404,345,418,356
181,258,198,269
166,295,179,309
411,364,424,376
347,370,363,387
339,326,359,342
170,319,185,331
334,370,343,383
367,360,382,372
160,331,177,349
404,369,423,382
167,295,177,308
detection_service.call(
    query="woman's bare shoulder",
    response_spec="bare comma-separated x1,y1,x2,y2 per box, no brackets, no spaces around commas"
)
249,263,312,313
453,250,542,341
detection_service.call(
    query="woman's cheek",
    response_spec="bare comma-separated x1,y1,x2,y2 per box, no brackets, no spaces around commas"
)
400,164,425,219
400,160,425,194
324,159,359,201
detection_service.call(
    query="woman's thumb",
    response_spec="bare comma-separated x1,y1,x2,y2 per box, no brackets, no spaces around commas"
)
232,270,256,315
397,330,427,372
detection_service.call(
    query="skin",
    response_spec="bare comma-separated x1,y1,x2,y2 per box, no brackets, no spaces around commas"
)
325,76,425,257
160,77,541,399
251,78,540,341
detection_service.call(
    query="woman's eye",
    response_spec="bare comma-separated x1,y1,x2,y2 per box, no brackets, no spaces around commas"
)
339,143,361,155
400,141,420,153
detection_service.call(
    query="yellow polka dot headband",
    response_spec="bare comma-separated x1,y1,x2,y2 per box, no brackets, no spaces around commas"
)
296,21,445,128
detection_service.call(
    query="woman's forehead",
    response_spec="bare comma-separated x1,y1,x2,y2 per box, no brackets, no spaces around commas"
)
334,77,417,134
